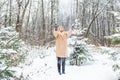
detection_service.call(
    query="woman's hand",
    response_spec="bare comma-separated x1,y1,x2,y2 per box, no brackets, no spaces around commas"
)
71,24,75,30
54,24,59,31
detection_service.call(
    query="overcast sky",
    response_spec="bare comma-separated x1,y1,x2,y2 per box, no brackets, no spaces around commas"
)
59,0,73,15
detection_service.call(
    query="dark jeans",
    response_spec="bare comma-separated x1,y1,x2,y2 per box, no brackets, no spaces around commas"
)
57,57,66,74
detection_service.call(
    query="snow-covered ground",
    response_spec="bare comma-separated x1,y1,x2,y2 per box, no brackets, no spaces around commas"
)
13,45,118,80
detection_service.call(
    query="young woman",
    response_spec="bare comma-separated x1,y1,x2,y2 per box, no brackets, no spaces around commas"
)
53,25,73,75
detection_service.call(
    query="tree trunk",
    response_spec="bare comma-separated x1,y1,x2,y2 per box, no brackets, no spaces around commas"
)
85,0,111,37
41,0,46,45
16,1,21,32
4,15,7,27
9,0,12,26
51,0,54,33
76,0,79,18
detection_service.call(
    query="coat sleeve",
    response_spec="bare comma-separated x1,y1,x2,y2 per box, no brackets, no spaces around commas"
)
53,30,59,38
66,28,73,37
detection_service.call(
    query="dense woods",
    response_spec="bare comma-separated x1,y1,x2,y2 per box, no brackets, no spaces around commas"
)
0,0,120,80
0,0,120,46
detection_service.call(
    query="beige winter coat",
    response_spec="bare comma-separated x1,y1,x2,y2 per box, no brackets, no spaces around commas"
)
53,29,73,57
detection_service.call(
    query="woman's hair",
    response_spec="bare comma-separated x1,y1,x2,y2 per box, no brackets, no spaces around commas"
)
58,26,64,31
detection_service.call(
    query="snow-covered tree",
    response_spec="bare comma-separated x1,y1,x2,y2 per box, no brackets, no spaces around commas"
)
69,41,92,66
0,26,27,79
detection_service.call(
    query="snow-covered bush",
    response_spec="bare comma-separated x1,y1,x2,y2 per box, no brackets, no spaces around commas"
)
105,34,120,44
100,47,120,62
69,41,92,66
100,47,120,79
0,26,27,79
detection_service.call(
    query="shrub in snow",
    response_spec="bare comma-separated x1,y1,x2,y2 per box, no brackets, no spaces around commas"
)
0,26,27,79
111,36,120,44
105,34,120,45
100,47,120,79
110,51,120,78
105,22,120,45
113,64,120,71
69,41,92,66
100,47,120,61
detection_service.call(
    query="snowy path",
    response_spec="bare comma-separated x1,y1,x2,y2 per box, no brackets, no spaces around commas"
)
14,46,118,80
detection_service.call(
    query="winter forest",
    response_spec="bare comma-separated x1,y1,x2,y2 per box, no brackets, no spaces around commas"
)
0,0,120,80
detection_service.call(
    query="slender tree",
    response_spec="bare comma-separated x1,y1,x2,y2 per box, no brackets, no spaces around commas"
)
41,0,46,45
9,0,12,26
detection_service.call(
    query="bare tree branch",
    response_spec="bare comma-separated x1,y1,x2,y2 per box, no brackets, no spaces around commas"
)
85,0,111,37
